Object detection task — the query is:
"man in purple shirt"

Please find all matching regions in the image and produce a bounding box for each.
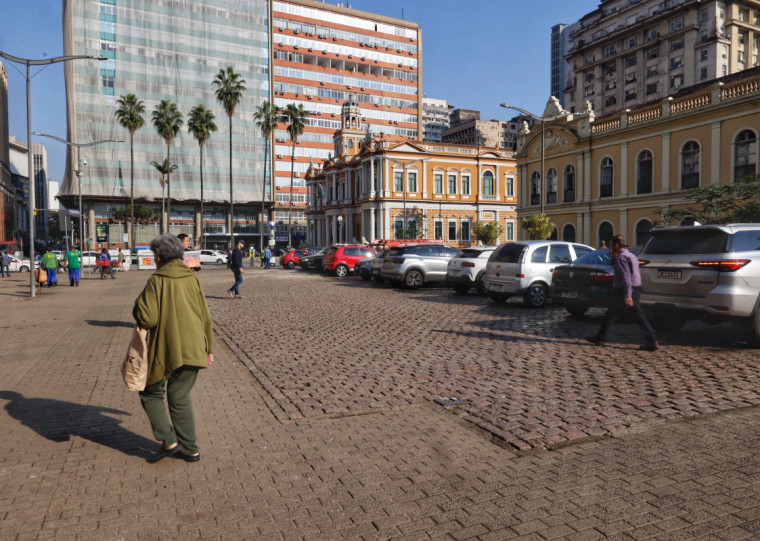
[586,235,659,351]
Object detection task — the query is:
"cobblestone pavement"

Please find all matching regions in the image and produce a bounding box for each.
[2,267,760,540]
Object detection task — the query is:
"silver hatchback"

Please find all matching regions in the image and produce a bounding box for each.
[381,243,461,289]
[639,224,760,342]
[485,241,594,307]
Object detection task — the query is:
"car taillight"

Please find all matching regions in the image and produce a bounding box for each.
[590,272,613,282]
[462,262,475,267]
[638,259,649,266]
[552,270,559,279]
[516,273,524,278]
[689,259,750,272]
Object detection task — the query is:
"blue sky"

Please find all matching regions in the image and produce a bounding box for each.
[0,0,599,185]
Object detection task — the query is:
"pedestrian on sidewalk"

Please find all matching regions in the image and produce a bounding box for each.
[41,247,59,287]
[65,245,82,287]
[227,239,245,299]
[586,235,659,351]
[263,246,271,269]
[1,251,10,277]
[133,233,214,463]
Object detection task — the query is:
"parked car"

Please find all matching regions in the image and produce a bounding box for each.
[298,247,326,271]
[281,249,301,269]
[447,246,496,295]
[322,245,377,277]
[80,251,100,267]
[638,224,760,342]
[199,249,227,265]
[8,256,33,272]
[371,247,392,283]
[550,248,620,315]
[381,243,461,289]
[485,241,594,308]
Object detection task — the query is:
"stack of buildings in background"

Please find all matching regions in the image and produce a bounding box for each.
[0,0,759,253]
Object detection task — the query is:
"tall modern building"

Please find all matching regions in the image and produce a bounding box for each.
[421,97,451,142]
[61,0,270,250]
[551,22,581,108]
[271,0,421,246]
[564,0,760,115]
[0,60,13,243]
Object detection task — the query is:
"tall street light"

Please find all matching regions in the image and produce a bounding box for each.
[386,156,428,239]
[0,50,106,298]
[33,133,123,260]
[500,104,571,215]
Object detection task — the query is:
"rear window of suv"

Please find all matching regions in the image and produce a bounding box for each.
[491,243,525,263]
[729,231,760,252]
[459,249,485,259]
[643,229,728,255]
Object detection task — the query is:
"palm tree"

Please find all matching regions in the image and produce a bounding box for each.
[187,104,218,248]
[150,159,178,231]
[114,94,145,252]
[282,103,308,248]
[253,100,278,253]
[212,66,246,248]
[151,100,183,233]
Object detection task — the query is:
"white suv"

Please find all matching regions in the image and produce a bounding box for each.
[639,224,760,343]
[446,246,496,295]
[485,241,594,307]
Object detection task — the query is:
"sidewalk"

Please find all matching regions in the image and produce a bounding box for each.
[2,269,760,540]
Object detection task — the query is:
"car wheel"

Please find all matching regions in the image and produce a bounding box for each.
[404,270,424,289]
[565,304,589,316]
[335,264,349,277]
[360,269,372,281]
[216,259,223,265]
[475,272,487,296]
[490,294,508,304]
[287,261,295,269]
[453,284,470,294]
[524,283,548,308]
[20,265,30,273]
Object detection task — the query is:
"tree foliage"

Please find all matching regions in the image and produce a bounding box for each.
[522,213,555,240]
[473,221,504,245]
[658,175,760,226]
[396,211,425,240]
[111,205,159,222]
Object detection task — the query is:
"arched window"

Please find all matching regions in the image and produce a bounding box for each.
[546,168,558,203]
[734,130,757,181]
[482,171,494,196]
[600,157,614,198]
[563,165,576,202]
[635,219,653,247]
[636,150,653,194]
[598,222,614,248]
[562,223,576,242]
[681,141,700,189]
[347,139,354,150]
[530,171,541,206]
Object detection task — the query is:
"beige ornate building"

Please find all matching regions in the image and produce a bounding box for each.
[516,68,759,246]
[565,0,760,115]
[305,96,517,248]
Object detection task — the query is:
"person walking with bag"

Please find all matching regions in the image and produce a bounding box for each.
[133,234,214,463]
[227,239,245,299]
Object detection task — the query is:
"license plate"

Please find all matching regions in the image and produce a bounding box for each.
[490,284,503,292]
[450,270,460,277]
[657,269,682,280]
[562,291,578,299]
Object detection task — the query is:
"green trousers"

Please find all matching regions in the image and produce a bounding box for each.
[139,366,200,454]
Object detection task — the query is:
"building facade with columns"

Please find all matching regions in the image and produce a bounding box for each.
[516,67,760,247]
[305,96,517,248]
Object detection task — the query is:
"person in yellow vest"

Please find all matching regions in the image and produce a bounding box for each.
[41,247,59,287]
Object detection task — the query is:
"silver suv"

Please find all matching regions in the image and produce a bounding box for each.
[381,243,461,289]
[485,241,594,307]
[639,224,760,342]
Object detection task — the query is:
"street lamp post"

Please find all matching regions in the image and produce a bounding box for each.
[386,157,428,239]
[32,133,122,268]
[0,50,106,297]
[336,214,343,244]
[500,104,571,216]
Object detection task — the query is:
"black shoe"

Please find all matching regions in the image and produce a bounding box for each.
[177,452,201,463]
[146,443,183,463]
[639,340,659,351]
[585,335,604,347]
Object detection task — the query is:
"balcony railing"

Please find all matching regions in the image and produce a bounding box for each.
[680,173,700,189]
[564,190,575,202]
[546,192,557,204]
[531,194,540,206]
[600,184,613,198]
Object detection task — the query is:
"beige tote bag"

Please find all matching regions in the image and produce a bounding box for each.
[121,324,150,391]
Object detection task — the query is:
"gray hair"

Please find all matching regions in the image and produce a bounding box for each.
[150,233,184,262]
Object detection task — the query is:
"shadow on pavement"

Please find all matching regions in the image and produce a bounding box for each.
[86,320,134,328]
[0,390,155,458]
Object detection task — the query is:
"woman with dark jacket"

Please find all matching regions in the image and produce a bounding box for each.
[133,233,214,463]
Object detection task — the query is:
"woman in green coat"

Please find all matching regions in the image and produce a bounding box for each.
[133,233,214,463]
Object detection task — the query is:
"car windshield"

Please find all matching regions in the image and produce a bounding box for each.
[573,249,612,266]
[643,229,728,255]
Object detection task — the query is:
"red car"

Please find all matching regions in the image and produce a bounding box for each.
[280,249,301,269]
[322,245,377,277]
